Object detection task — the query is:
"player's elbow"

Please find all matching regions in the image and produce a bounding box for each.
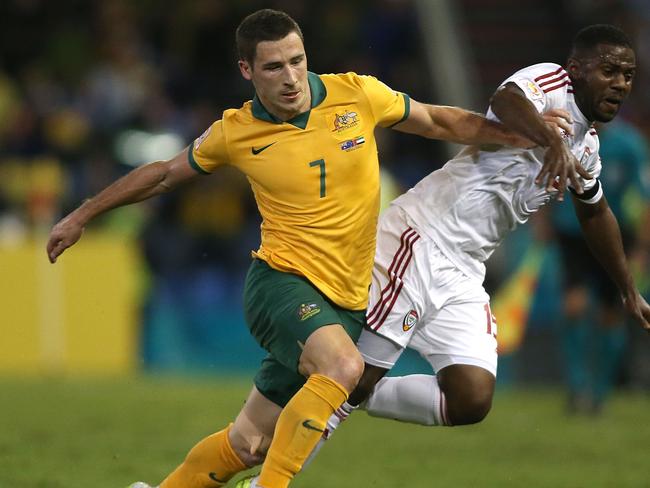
[489,89,509,121]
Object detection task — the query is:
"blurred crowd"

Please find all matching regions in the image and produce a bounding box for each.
[1,0,648,377]
[0,0,433,255]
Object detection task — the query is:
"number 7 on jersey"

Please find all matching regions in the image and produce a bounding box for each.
[309,159,326,198]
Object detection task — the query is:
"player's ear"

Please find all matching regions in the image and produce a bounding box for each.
[239,59,253,80]
[566,57,582,79]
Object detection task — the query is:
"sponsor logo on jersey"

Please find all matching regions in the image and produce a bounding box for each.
[332,110,360,133]
[402,309,419,331]
[193,126,212,150]
[298,303,321,321]
[251,141,277,155]
[525,80,544,100]
[340,136,365,151]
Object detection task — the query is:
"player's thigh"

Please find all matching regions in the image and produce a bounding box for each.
[413,284,498,378]
[365,206,428,350]
[298,323,364,391]
[230,386,283,466]
[243,258,365,373]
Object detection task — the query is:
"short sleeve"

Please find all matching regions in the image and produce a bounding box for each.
[488,63,569,118]
[358,75,410,128]
[188,120,229,174]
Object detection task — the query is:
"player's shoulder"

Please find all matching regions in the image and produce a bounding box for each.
[509,62,566,81]
[220,101,256,126]
[319,71,367,88]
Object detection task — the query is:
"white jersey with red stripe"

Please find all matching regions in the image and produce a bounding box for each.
[391,62,603,282]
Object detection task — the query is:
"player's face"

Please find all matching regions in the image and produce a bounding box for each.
[569,43,636,122]
[239,32,310,121]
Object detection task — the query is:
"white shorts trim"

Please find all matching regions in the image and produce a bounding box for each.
[364,205,498,375]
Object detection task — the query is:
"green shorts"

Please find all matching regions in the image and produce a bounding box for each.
[244,259,366,407]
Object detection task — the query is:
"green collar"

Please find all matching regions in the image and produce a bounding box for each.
[251,72,326,129]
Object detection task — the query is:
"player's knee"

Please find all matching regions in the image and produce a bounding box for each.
[448,390,493,425]
[299,326,364,392]
[325,351,365,392]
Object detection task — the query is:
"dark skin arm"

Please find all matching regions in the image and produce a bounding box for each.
[491,83,593,200]
[574,194,650,331]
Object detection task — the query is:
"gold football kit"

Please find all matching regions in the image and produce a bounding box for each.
[190,71,410,310]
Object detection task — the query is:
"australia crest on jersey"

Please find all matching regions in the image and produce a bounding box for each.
[402,309,419,331]
[298,303,321,321]
[331,110,361,133]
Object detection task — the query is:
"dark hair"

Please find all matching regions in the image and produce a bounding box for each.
[571,24,632,55]
[236,9,303,64]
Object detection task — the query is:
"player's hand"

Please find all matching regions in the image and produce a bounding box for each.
[542,109,573,136]
[622,290,650,332]
[536,141,593,202]
[46,216,85,263]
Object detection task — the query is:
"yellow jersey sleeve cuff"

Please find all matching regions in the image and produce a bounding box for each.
[388,93,411,128]
[187,145,211,174]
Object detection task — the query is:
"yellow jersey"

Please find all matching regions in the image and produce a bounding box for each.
[189,72,410,310]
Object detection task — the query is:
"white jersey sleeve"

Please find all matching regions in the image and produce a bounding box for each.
[572,128,603,203]
[487,63,571,118]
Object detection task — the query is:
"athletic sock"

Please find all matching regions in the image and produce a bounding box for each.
[160,424,246,488]
[364,374,451,426]
[258,374,348,488]
[301,401,356,469]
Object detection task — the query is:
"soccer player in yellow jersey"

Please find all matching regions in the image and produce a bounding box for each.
[46,9,584,488]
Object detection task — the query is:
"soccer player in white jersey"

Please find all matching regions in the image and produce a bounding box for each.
[302,24,650,459]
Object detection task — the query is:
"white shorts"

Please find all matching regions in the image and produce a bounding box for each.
[361,205,498,377]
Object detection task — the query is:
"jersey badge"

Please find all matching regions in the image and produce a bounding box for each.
[331,110,360,133]
[525,80,544,101]
[298,303,321,321]
[193,126,212,151]
[402,309,419,331]
[340,136,365,151]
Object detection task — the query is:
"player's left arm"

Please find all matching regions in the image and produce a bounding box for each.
[574,194,650,331]
[392,99,535,147]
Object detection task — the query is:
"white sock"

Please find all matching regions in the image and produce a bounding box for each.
[363,374,451,426]
[301,401,356,469]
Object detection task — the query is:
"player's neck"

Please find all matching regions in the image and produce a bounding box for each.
[261,92,312,122]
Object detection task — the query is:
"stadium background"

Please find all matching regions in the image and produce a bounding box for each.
[1,1,649,487]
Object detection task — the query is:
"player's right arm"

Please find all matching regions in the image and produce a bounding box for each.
[490,83,592,200]
[46,149,199,263]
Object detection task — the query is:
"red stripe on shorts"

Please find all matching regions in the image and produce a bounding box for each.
[368,230,420,330]
[366,227,417,322]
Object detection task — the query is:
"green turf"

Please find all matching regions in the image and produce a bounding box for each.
[1,376,648,487]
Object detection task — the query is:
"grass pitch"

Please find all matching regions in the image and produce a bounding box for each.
[1,376,648,488]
